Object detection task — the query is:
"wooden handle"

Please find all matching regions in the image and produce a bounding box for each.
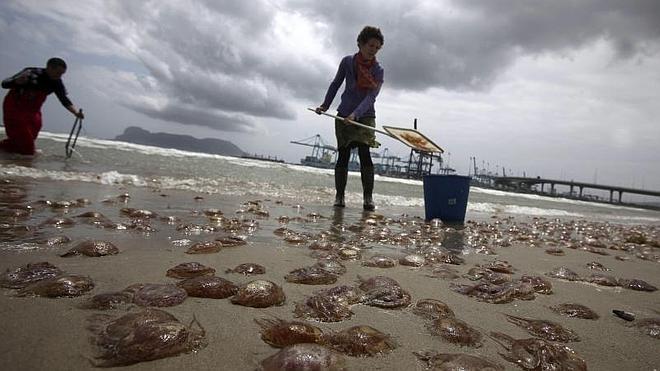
[307,108,392,137]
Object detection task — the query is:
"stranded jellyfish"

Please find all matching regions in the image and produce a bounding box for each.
[18,274,94,297]
[285,266,338,285]
[308,240,337,251]
[255,317,324,348]
[412,298,455,320]
[464,267,511,285]
[259,343,346,371]
[632,318,660,339]
[618,278,658,292]
[545,248,565,256]
[131,283,188,307]
[231,280,285,308]
[75,211,106,219]
[80,291,134,310]
[423,248,464,265]
[549,303,599,320]
[430,266,460,280]
[399,254,426,267]
[481,259,514,274]
[40,216,75,228]
[362,255,397,268]
[449,281,535,304]
[317,285,364,305]
[323,325,396,356]
[216,235,247,247]
[60,240,120,257]
[358,276,411,309]
[314,259,347,276]
[546,267,582,281]
[585,273,618,287]
[0,262,63,289]
[120,207,157,219]
[414,351,503,371]
[166,262,216,279]
[36,235,71,246]
[519,275,553,294]
[586,261,610,271]
[505,314,580,342]
[427,317,482,347]
[185,241,223,254]
[294,294,354,322]
[87,308,206,367]
[225,263,266,276]
[75,212,113,227]
[490,332,587,371]
[176,276,238,299]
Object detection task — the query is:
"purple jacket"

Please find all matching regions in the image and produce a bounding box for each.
[321,54,384,119]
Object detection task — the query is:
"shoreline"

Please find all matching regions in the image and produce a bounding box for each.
[0,177,658,370]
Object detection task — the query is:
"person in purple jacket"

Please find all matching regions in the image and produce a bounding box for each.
[315,26,384,211]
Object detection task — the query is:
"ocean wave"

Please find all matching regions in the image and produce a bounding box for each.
[23,133,659,220]
[38,132,431,185]
[3,163,658,223]
[468,202,584,217]
[378,194,424,207]
[0,164,314,200]
[366,195,584,217]
[40,131,303,171]
[0,165,146,187]
[606,215,660,223]
[39,132,238,160]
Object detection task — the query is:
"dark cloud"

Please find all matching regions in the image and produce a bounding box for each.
[1,0,659,128]
[127,101,255,132]
[293,0,660,91]
[97,1,333,125]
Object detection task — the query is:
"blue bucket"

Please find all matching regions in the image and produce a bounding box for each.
[423,175,471,223]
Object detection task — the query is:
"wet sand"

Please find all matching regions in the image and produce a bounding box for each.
[0,178,659,370]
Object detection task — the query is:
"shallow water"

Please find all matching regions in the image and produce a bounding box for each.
[1,132,659,224]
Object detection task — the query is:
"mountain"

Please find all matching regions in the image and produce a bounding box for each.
[114,127,246,157]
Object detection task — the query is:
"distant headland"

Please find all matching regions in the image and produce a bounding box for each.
[114,127,246,157]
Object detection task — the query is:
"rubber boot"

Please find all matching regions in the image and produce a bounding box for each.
[334,167,348,207]
[361,166,375,211]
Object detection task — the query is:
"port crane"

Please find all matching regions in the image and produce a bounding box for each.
[290,125,454,178]
[290,134,337,168]
[290,135,336,157]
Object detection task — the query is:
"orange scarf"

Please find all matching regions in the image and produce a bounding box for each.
[355,53,378,91]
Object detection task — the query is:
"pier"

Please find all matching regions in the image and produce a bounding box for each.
[493,176,660,204]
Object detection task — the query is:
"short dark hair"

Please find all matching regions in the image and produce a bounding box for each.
[357,26,384,46]
[46,57,67,70]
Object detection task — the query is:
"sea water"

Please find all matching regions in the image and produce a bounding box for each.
[1,131,659,225]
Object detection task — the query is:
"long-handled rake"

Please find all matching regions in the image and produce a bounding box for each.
[65,109,83,159]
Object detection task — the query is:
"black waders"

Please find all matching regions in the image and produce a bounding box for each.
[334,167,348,207]
[361,166,375,211]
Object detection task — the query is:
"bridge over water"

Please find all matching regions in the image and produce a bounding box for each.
[492,176,660,204]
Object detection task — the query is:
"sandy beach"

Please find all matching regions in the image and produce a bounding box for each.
[1,177,659,371]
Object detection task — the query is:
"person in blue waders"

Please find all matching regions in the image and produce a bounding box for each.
[1,57,84,155]
[315,26,384,211]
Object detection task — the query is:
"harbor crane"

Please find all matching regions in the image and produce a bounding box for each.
[290,134,337,168]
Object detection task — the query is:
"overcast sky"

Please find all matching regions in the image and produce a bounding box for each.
[1,0,659,190]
